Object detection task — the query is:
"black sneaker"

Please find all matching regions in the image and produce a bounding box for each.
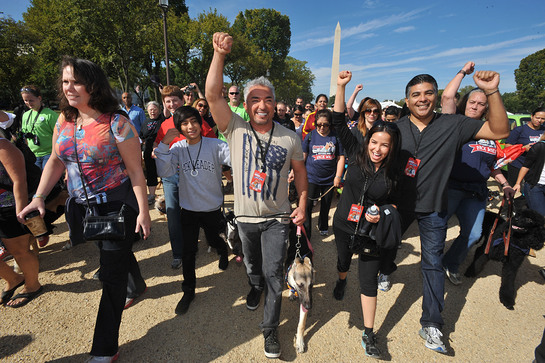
[264,329,281,359]
[333,278,347,300]
[219,252,229,270]
[175,291,195,315]
[361,331,381,359]
[246,287,262,310]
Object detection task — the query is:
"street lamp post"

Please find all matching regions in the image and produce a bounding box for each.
[159,0,170,85]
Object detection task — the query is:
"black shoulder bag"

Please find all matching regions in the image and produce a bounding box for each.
[74,115,126,241]
[348,173,379,256]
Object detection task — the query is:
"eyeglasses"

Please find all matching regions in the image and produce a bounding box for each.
[316,123,330,128]
[20,87,39,96]
[293,113,303,117]
[229,92,240,95]
[197,103,208,108]
[364,109,380,114]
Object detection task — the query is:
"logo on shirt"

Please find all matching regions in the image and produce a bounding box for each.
[311,142,336,160]
[468,140,496,155]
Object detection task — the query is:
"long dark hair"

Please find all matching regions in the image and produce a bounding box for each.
[58,56,119,121]
[355,121,401,191]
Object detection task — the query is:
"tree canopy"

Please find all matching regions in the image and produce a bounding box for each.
[515,48,545,112]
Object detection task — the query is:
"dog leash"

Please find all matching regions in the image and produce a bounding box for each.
[295,225,315,261]
[485,196,513,257]
[307,185,336,202]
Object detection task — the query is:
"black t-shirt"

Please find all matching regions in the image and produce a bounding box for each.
[395,113,484,213]
[331,111,394,234]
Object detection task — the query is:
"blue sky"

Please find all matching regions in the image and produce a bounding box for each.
[4,0,545,103]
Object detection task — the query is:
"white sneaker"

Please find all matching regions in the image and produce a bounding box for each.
[378,273,391,292]
[87,351,119,362]
[419,327,446,353]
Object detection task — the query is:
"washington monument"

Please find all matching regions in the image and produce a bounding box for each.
[329,22,341,97]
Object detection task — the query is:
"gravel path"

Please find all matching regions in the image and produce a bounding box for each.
[1,188,544,362]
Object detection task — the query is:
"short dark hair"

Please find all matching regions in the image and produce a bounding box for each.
[532,106,545,116]
[58,56,119,121]
[405,74,438,99]
[315,109,332,123]
[384,105,401,117]
[173,106,202,133]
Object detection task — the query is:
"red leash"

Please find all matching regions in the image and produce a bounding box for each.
[484,196,512,257]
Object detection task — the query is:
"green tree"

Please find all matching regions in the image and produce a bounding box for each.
[502,92,526,113]
[270,56,314,105]
[515,49,545,112]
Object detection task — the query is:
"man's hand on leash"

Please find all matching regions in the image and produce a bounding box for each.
[291,208,305,226]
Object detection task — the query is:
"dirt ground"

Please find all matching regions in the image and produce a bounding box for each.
[1,186,545,362]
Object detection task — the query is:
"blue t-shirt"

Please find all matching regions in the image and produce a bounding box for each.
[450,139,497,183]
[505,124,545,169]
[302,129,344,185]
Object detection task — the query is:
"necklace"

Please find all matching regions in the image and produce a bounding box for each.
[186,139,203,177]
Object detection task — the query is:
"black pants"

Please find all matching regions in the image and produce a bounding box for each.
[180,208,227,292]
[143,147,159,187]
[90,202,145,357]
[304,183,334,238]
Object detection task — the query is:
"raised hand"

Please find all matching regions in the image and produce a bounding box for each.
[213,32,233,56]
[162,128,181,146]
[337,71,352,86]
[354,84,363,93]
[462,61,475,75]
[474,71,500,93]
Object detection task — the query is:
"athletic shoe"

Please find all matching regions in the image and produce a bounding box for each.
[419,326,447,353]
[333,278,347,300]
[319,230,328,236]
[443,267,462,285]
[86,351,119,362]
[171,258,183,269]
[246,286,262,310]
[175,291,195,315]
[264,329,281,359]
[378,273,391,292]
[361,331,381,359]
[0,245,12,261]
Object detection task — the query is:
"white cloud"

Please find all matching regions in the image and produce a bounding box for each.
[393,26,415,33]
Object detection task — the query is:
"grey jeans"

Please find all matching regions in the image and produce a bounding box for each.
[238,219,289,331]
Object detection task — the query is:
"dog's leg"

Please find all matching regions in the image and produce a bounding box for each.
[295,304,308,353]
[499,252,524,310]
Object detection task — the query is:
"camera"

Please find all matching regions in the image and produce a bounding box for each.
[24,132,40,146]
[184,84,196,95]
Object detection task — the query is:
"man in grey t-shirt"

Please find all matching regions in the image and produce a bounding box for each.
[206,32,308,359]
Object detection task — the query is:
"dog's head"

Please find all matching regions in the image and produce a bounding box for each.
[289,257,315,311]
[155,196,166,215]
[510,209,545,250]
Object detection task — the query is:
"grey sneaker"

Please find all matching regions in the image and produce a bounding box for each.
[444,267,462,285]
[361,331,381,359]
[264,329,281,358]
[419,326,447,353]
[377,273,391,292]
[171,258,183,269]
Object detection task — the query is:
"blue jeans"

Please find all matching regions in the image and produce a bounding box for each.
[35,154,50,170]
[162,174,183,259]
[442,187,486,273]
[400,210,447,329]
[237,220,289,332]
[524,183,545,216]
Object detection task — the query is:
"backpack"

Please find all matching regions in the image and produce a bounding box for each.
[0,128,42,195]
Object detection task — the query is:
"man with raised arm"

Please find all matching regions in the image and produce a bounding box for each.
[205,32,308,359]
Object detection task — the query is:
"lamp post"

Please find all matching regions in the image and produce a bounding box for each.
[159,0,170,85]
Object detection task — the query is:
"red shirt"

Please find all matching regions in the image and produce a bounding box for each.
[154,116,216,147]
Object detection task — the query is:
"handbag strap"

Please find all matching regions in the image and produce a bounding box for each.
[353,173,369,235]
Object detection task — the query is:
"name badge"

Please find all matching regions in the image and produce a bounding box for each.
[249,170,266,192]
[347,204,364,222]
[404,157,421,178]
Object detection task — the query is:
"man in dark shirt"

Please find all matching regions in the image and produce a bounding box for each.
[395,72,509,354]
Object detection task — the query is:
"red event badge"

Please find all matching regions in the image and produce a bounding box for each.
[249,170,266,192]
[404,157,421,178]
[347,204,364,222]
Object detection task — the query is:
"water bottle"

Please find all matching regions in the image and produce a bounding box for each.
[358,205,379,240]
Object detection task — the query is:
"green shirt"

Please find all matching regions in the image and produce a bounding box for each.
[22,107,58,157]
[229,104,250,121]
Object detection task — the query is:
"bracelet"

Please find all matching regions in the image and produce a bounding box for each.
[458,70,467,76]
[485,89,499,97]
[334,176,342,179]
[32,193,45,199]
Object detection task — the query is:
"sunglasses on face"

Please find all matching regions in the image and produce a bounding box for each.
[229,92,240,95]
[316,123,330,128]
[294,113,303,117]
[197,103,208,108]
[364,109,380,114]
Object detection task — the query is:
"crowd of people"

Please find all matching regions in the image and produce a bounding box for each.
[0,31,544,362]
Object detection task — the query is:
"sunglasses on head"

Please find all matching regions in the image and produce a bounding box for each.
[20,87,39,96]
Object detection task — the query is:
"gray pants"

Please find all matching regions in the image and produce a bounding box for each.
[238,220,289,332]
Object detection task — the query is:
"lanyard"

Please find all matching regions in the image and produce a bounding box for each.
[186,139,203,177]
[23,106,44,134]
[249,122,275,172]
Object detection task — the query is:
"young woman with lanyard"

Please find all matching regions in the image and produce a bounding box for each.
[333,71,402,359]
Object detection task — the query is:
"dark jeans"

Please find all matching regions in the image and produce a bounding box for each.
[400,210,448,330]
[180,208,228,292]
[304,183,334,238]
[237,220,289,331]
[90,202,145,357]
[507,165,521,188]
[524,183,545,216]
[162,174,183,259]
